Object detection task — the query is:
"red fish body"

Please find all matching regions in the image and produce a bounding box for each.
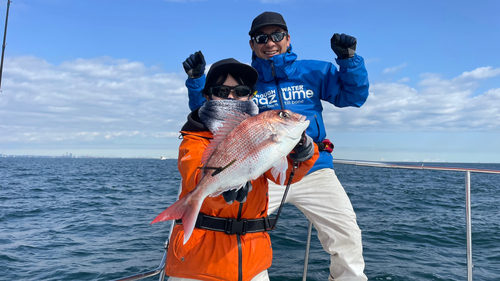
[151,110,309,244]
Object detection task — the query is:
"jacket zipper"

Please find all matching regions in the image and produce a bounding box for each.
[237,202,243,281]
[270,60,285,110]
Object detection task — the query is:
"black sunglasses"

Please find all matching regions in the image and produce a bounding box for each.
[251,32,288,44]
[209,85,254,99]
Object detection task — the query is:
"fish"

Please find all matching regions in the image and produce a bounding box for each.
[151,109,310,244]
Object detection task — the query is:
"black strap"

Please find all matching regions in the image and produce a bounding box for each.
[176,213,276,235]
[175,163,297,234]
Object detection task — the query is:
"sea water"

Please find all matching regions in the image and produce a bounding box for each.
[1,158,499,280]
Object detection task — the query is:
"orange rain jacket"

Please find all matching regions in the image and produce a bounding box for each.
[164,110,319,281]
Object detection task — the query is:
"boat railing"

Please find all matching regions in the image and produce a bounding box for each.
[302,159,500,281]
[111,183,182,281]
[111,240,168,281]
[113,159,500,281]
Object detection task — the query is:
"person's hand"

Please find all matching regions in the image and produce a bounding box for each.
[289,132,314,162]
[182,51,206,78]
[330,33,357,60]
[222,181,252,204]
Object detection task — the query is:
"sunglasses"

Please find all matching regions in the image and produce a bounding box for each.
[251,32,288,44]
[209,85,254,99]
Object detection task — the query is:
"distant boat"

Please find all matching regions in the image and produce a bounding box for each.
[160,156,167,160]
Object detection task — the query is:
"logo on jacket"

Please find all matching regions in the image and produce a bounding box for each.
[253,85,314,107]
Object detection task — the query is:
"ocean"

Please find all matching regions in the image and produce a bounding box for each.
[1,158,499,281]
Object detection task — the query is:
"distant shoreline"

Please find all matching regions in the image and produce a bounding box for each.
[0,154,174,160]
[1,155,496,164]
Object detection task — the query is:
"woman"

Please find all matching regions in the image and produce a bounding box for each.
[165,58,318,281]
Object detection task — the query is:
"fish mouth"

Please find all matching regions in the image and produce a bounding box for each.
[298,115,306,122]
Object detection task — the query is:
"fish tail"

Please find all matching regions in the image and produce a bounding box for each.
[150,194,202,244]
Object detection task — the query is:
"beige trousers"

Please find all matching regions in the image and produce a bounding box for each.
[267,168,367,281]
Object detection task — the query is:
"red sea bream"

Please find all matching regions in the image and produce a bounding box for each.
[151,109,309,243]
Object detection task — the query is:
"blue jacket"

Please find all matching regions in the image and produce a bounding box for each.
[187,45,369,173]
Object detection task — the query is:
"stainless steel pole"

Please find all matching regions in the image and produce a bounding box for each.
[302,221,313,281]
[465,170,472,281]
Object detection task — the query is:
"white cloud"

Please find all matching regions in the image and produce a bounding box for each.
[2,56,499,158]
[323,66,500,133]
[458,66,500,80]
[0,56,190,150]
[382,62,408,74]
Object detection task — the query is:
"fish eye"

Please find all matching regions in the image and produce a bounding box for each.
[278,111,290,118]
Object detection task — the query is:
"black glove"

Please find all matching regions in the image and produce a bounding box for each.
[289,132,314,162]
[222,181,252,204]
[330,33,357,60]
[182,51,206,79]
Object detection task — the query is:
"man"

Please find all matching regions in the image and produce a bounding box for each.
[182,11,369,281]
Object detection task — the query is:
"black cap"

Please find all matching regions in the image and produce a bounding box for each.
[249,11,287,36]
[202,58,258,95]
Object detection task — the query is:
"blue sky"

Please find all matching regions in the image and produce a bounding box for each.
[1,0,499,162]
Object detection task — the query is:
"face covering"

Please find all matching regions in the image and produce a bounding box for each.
[198,100,259,133]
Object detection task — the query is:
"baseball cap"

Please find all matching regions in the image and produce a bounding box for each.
[249,11,287,36]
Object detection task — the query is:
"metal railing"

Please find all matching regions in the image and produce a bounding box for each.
[114,237,170,281]
[113,160,500,281]
[111,240,168,281]
[112,183,182,281]
[304,159,500,281]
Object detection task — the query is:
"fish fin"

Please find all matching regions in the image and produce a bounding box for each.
[226,110,251,123]
[271,156,289,186]
[200,112,250,166]
[209,183,245,197]
[214,111,250,139]
[201,141,220,166]
[150,192,203,244]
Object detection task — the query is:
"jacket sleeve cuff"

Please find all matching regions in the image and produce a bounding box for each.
[335,54,364,69]
[186,75,206,90]
[289,143,320,184]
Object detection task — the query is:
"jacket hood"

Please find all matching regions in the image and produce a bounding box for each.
[181,108,209,133]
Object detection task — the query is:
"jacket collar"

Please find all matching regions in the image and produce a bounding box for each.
[251,45,298,83]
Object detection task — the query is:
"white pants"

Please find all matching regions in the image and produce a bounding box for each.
[268,168,367,281]
[167,269,269,281]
